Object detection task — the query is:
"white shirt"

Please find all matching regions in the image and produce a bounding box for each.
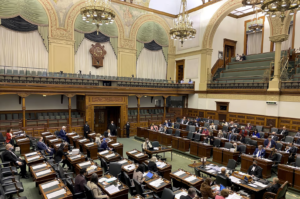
[251,166,256,171]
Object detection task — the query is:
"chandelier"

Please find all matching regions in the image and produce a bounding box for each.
[242,0,262,6]
[261,0,300,21]
[170,0,196,47]
[248,7,263,32]
[80,0,116,34]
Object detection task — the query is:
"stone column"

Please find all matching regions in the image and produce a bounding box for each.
[17,93,30,127]
[199,48,213,91]
[268,34,288,91]
[136,95,142,124]
[65,94,75,127]
[163,96,168,121]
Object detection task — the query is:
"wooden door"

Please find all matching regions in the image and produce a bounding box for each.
[223,39,237,63]
[94,109,107,133]
[176,60,185,83]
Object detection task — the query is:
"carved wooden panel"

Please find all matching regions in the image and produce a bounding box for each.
[266,119,276,127]
[92,96,124,103]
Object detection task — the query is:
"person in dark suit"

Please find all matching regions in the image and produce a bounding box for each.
[2,144,28,178]
[278,126,288,138]
[180,188,197,199]
[264,136,277,149]
[54,142,70,169]
[74,168,87,193]
[268,148,278,161]
[296,138,300,145]
[37,137,55,155]
[59,126,69,142]
[217,168,232,186]
[100,139,112,151]
[125,121,130,138]
[253,145,265,158]
[148,157,158,172]
[270,132,279,141]
[203,132,214,145]
[231,125,239,134]
[196,127,203,134]
[185,118,191,125]
[252,130,261,138]
[83,122,90,138]
[247,160,262,178]
[181,117,186,124]
[108,121,117,136]
[266,177,281,194]
[232,143,242,153]
[286,142,297,164]
[240,135,246,143]
[227,131,236,141]
[194,120,199,127]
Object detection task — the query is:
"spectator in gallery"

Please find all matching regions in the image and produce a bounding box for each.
[236,54,240,61]
[188,79,193,84]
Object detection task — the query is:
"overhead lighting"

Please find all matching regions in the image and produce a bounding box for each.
[248,6,263,33]
[261,0,300,21]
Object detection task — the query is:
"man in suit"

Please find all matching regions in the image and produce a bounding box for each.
[185,118,190,125]
[196,127,203,134]
[278,126,288,137]
[264,136,277,149]
[229,121,234,127]
[37,137,55,155]
[217,168,232,187]
[108,121,117,136]
[247,160,262,178]
[207,117,212,124]
[83,121,90,138]
[59,126,69,142]
[232,143,242,153]
[181,117,186,124]
[158,124,164,132]
[227,131,236,141]
[231,125,239,134]
[163,120,169,127]
[270,132,279,141]
[100,139,113,151]
[196,117,200,122]
[253,145,265,158]
[194,120,199,127]
[266,177,281,194]
[125,121,130,138]
[2,144,28,178]
[180,188,197,199]
[74,168,87,193]
[285,142,297,164]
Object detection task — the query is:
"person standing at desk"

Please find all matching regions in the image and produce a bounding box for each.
[83,121,90,138]
[108,121,117,136]
[37,137,55,155]
[59,126,69,142]
[253,145,265,158]
[247,160,262,178]
[264,136,277,149]
[74,168,87,193]
[5,128,15,145]
[125,121,130,138]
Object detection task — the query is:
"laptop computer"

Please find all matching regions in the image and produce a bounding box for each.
[144,172,153,181]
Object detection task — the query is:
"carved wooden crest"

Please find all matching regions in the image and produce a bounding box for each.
[89,43,107,68]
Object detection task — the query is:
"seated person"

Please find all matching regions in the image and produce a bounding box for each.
[239,135,246,143]
[158,124,164,132]
[95,133,102,146]
[194,120,199,127]
[217,130,223,138]
[239,127,248,137]
[245,123,252,131]
[227,131,236,141]
[148,157,158,172]
[181,117,186,124]
[202,128,209,136]
[240,53,246,61]
[163,120,170,127]
[37,137,55,155]
[180,188,197,199]
[75,168,87,193]
[264,136,277,149]
[235,54,240,61]
[231,125,239,134]
[162,126,168,133]
[268,148,278,161]
[196,127,203,134]
[252,130,261,138]
[209,123,216,130]
[278,126,288,137]
[132,164,145,186]
[270,132,279,141]
[87,173,109,198]
[142,138,152,150]
[266,177,281,194]
[285,142,297,164]
[54,142,70,169]
[188,79,193,84]
[253,145,265,158]
[106,129,112,137]
[185,119,190,125]
[196,117,200,122]
[100,139,113,151]
[228,121,234,127]
[5,128,15,145]
[200,178,218,199]
[3,144,28,178]
[232,143,242,153]
[296,138,300,145]
[216,189,229,199]
[59,126,69,142]
[247,160,262,178]
[180,79,184,84]
[204,132,214,145]
[217,168,232,186]
[295,132,300,137]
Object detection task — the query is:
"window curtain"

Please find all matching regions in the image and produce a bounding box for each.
[137,48,167,79]
[0,26,48,70]
[75,38,117,76]
[247,32,262,55]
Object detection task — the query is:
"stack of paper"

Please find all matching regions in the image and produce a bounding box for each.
[227,193,242,199]
[18,138,28,142]
[67,133,75,135]
[118,160,128,164]
[27,156,40,161]
[253,182,267,187]
[79,162,91,167]
[157,162,167,168]
[185,176,197,182]
[32,163,47,170]
[85,142,94,146]
[174,170,186,176]
[149,179,164,187]
[25,152,37,157]
[46,188,66,199]
[135,153,144,157]
[111,143,120,146]
[56,144,61,147]
[99,150,109,155]
[42,132,50,135]
[106,177,117,183]
[70,155,81,160]
[50,139,58,142]
[105,185,119,194]
[89,133,95,135]
[79,139,87,142]
[41,180,59,189]
[99,178,107,183]
[46,135,53,138]
[154,147,159,150]
[128,150,137,154]
[175,192,188,199]
[36,169,51,176]
[73,135,79,138]
[229,176,241,183]
[106,154,115,158]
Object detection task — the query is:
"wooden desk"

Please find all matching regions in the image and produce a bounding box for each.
[160,133,172,146]
[169,169,203,190]
[24,152,45,167]
[66,133,79,146]
[212,147,223,165]
[98,174,128,199]
[87,132,96,140]
[120,159,137,179]
[144,147,173,161]
[294,168,300,190]
[75,161,102,180]
[48,138,63,148]
[145,177,171,195]
[178,137,190,152]
[109,142,124,157]
[15,138,30,155]
[70,135,83,148]
[198,143,213,158]
[44,135,56,143]
[256,158,273,179]
[251,137,265,147]
[278,164,294,186]
[41,132,52,140]
[31,162,57,186]
[76,138,90,154]
[126,150,149,164]
[137,127,144,138]
[148,130,158,141]
[66,153,86,170]
[144,160,172,180]
[108,136,117,144]
[265,149,289,164]
[53,143,68,153]
[240,154,254,173]
[222,150,239,165]
[84,142,98,160]
[98,150,121,163]
[172,136,179,149]
[39,179,73,199]
[190,141,198,156]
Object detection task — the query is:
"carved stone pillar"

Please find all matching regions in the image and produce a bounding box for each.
[199,48,213,91]
[268,34,288,91]
[65,94,75,127]
[18,93,30,127]
[118,45,136,77]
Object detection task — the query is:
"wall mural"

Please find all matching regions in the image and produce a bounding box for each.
[132,0,151,7]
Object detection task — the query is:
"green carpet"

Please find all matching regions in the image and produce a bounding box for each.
[5,137,300,199]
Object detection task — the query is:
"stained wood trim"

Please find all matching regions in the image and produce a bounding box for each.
[176,60,185,83]
[244,16,265,55]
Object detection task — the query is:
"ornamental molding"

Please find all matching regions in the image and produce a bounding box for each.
[49,37,75,46]
[17,93,30,98]
[175,48,213,59]
[269,34,289,42]
[118,47,136,54]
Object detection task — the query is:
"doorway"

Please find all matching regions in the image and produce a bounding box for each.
[216,102,229,121]
[94,106,120,133]
[223,39,237,63]
[176,60,185,83]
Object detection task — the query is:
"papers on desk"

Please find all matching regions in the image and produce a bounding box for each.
[106,177,117,183]
[227,193,242,199]
[156,162,167,168]
[56,144,61,147]
[261,158,272,162]
[70,155,81,160]
[25,152,37,157]
[207,169,217,173]
[99,150,109,155]
[253,181,268,188]
[174,170,186,176]
[153,147,159,150]
[128,150,137,154]
[184,176,197,182]
[36,169,51,176]
[73,135,79,138]
[135,153,144,157]
[175,192,188,199]
[46,188,66,199]
[67,132,76,135]
[42,132,50,135]
[41,180,59,189]
[149,179,164,188]
[105,185,119,194]
[85,142,94,146]
[111,143,120,146]
[89,133,95,135]
[99,178,107,183]
[46,135,54,138]
[17,138,28,142]
[248,184,258,187]
[79,139,87,142]
[27,156,40,161]
[118,160,128,164]
[79,161,91,167]
[229,176,241,183]
[32,163,47,170]
[105,154,115,158]
[123,164,135,170]
[49,139,58,142]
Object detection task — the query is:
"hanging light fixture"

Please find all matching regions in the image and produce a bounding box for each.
[80,0,115,34]
[170,0,196,47]
[242,0,262,6]
[248,6,263,32]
